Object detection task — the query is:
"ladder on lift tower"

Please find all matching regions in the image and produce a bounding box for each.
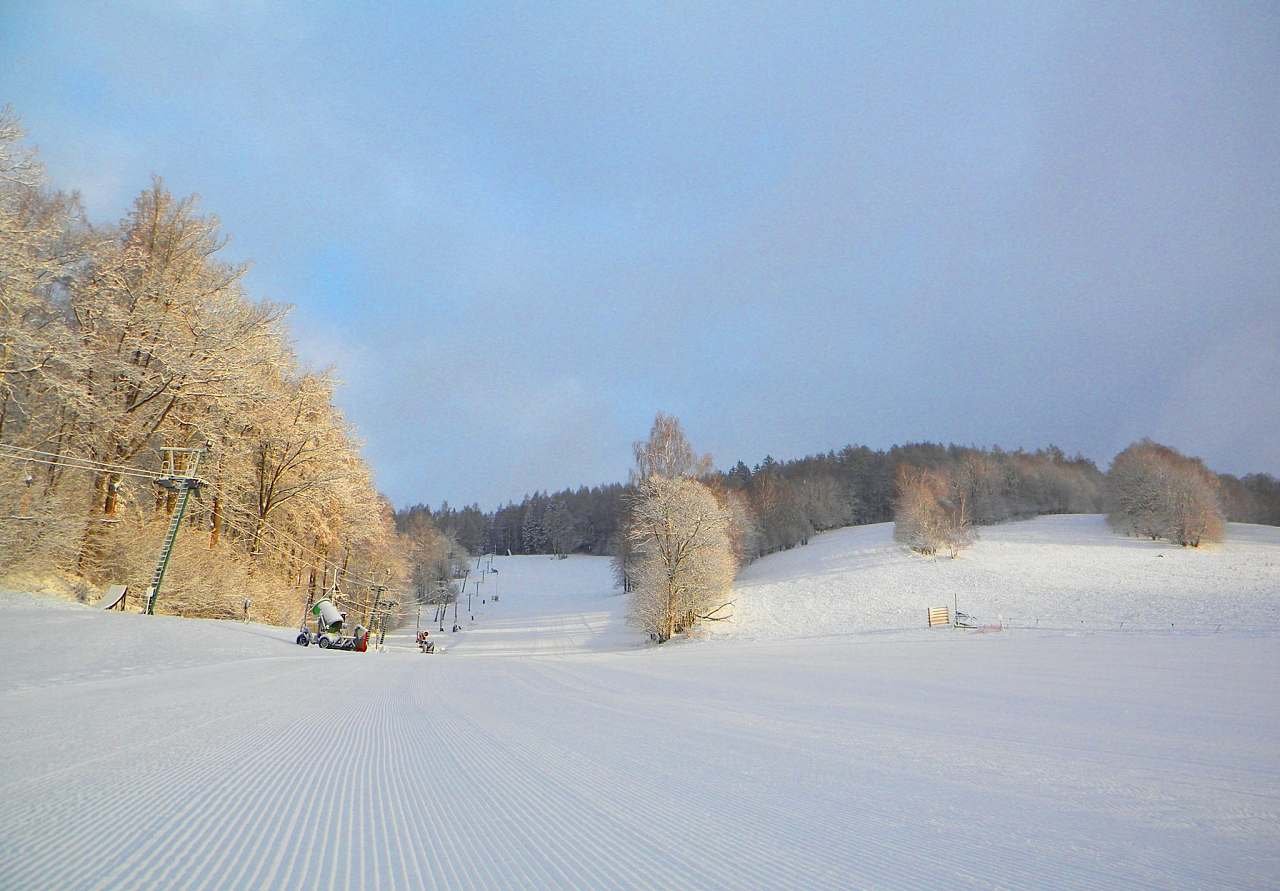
[144,444,208,615]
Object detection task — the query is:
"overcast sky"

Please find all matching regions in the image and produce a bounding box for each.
[4,2,1277,508]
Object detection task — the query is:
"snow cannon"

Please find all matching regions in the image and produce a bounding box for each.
[311,598,344,633]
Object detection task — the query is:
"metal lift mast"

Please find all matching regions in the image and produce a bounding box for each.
[144,444,208,615]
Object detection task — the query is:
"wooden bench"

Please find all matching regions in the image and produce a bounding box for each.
[927,606,951,628]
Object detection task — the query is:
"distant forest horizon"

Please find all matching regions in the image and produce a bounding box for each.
[400,433,1280,561]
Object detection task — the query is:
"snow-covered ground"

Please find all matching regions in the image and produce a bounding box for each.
[720,514,1280,638]
[2,516,1279,888]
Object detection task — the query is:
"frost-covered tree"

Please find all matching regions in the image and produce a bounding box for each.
[1108,440,1223,547]
[608,528,637,593]
[238,372,354,557]
[631,411,712,482]
[1219,473,1280,526]
[750,471,812,552]
[893,465,972,556]
[520,509,546,553]
[796,473,855,532]
[721,486,762,566]
[543,500,579,557]
[0,108,86,438]
[627,475,735,642]
[0,117,409,624]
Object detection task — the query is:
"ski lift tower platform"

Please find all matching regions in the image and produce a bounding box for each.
[144,443,210,615]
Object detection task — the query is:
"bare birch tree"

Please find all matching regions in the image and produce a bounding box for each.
[630,411,712,482]
[627,475,735,642]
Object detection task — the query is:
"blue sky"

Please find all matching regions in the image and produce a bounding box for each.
[3,1,1277,507]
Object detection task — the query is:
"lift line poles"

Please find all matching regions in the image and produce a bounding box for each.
[369,583,386,630]
[453,565,469,631]
[145,444,209,615]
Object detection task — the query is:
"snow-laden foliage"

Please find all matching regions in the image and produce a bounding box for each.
[892,465,973,556]
[627,474,735,643]
[1108,439,1225,547]
[0,112,411,624]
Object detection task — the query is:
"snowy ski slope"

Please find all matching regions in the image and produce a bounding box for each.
[2,515,1278,889]
[402,554,641,657]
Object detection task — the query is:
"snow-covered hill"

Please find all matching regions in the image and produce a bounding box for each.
[720,514,1280,639]
[404,515,1280,651]
[2,516,1279,888]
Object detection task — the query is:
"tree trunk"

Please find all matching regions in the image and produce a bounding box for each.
[76,475,109,576]
[103,473,120,515]
[209,495,221,547]
[251,515,265,558]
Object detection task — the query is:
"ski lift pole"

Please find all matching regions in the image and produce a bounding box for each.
[369,583,386,631]
[145,444,208,615]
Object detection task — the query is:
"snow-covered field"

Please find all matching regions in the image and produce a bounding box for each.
[2,516,1278,889]
[721,514,1280,638]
